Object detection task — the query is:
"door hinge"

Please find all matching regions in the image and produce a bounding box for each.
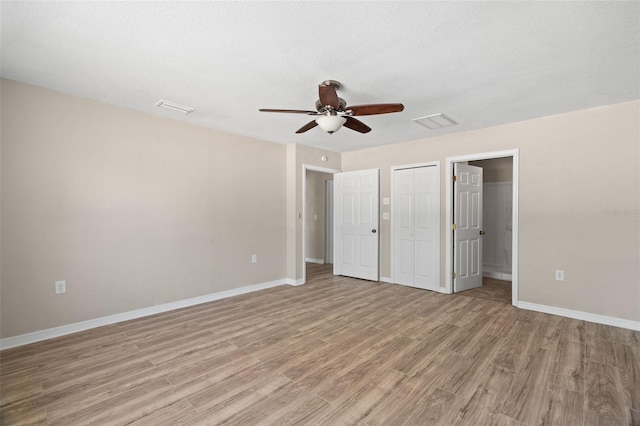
[452,271,456,279]
[452,175,457,182]
[451,223,457,231]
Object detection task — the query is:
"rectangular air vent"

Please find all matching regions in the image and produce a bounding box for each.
[154,100,195,114]
[413,113,457,129]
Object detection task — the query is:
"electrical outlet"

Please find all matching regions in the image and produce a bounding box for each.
[55,280,66,294]
[555,270,565,281]
[251,254,257,264]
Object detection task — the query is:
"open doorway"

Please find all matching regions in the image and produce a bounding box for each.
[445,150,519,306]
[302,165,339,283]
[469,157,513,281]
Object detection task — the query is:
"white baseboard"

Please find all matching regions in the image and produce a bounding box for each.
[379,276,393,284]
[286,278,305,286]
[304,258,325,264]
[483,271,513,281]
[518,301,640,331]
[0,278,290,350]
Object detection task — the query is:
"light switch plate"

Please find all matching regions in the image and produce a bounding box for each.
[382,212,390,220]
[383,197,390,205]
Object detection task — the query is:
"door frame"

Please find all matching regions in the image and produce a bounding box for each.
[445,149,519,306]
[390,161,440,287]
[302,164,340,285]
[325,180,334,264]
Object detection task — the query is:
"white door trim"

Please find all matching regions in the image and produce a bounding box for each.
[325,180,334,264]
[390,161,440,287]
[445,149,519,306]
[302,164,340,285]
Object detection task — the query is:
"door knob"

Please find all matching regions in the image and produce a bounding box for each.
[479,230,486,235]
[372,229,377,233]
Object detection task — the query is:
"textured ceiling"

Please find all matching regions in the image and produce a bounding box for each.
[2,1,639,152]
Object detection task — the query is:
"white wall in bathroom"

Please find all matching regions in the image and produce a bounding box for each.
[483,182,513,275]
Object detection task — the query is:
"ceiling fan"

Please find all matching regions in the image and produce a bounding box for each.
[259,80,404,134]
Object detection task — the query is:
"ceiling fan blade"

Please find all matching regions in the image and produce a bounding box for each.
[344,117,372,133]
[346,103,404,116]
[295,120,319,134]
[259,108,318,114]
[319,84,340,110]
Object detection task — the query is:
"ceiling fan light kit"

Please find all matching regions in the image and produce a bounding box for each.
[259,80,404,135]
[316,115,347,134]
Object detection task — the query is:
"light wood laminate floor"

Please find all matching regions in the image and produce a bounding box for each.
[1,263,639,425]
[458,277,512,305]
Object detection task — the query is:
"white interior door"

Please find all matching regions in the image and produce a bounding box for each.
[393,166,438,290]
[454,163,483,292]
[334,169,379,281]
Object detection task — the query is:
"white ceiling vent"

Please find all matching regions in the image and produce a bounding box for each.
[413,113,457,129]
[154,100,195,114]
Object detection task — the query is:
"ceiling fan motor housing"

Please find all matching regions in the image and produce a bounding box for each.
[315,98,347,113]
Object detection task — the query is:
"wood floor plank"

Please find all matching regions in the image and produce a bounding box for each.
[314,355,381,405]
[402,387,466,426]
[609,326,640,347]
[219,378,321,425]
[491,321,536,373]
[184,373,290,425]
[484,305,520,336]
[439,334,505,399]
[562,318,587,345]
[445,313,494,356]
[360,375,416,426]
[305,368,406,426]
[266,394,333,426]
[449,363,514,426]
[0,401,47,426]
[531,313,564,357]
[392,322,459,377]
[613,342,640,411]
[584,359,629,425]
[47,376,173,425]
[40,360,161,414]
[551,339,585,393]
[500,347,555,425]
[126,398,197,426]
[0,375,43,408]
[586,337,618,367]
[541,384,584,426]
[586,321,614,342]
[365,376,445,426]
[0,262,637,425]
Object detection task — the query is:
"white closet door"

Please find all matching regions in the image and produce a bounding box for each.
[394,169,415,286]
[393,166,439,290]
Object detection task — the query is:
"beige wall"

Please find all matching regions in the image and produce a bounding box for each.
[470,157,513,183]
[0,80,288,338]
[343,100,640,322]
